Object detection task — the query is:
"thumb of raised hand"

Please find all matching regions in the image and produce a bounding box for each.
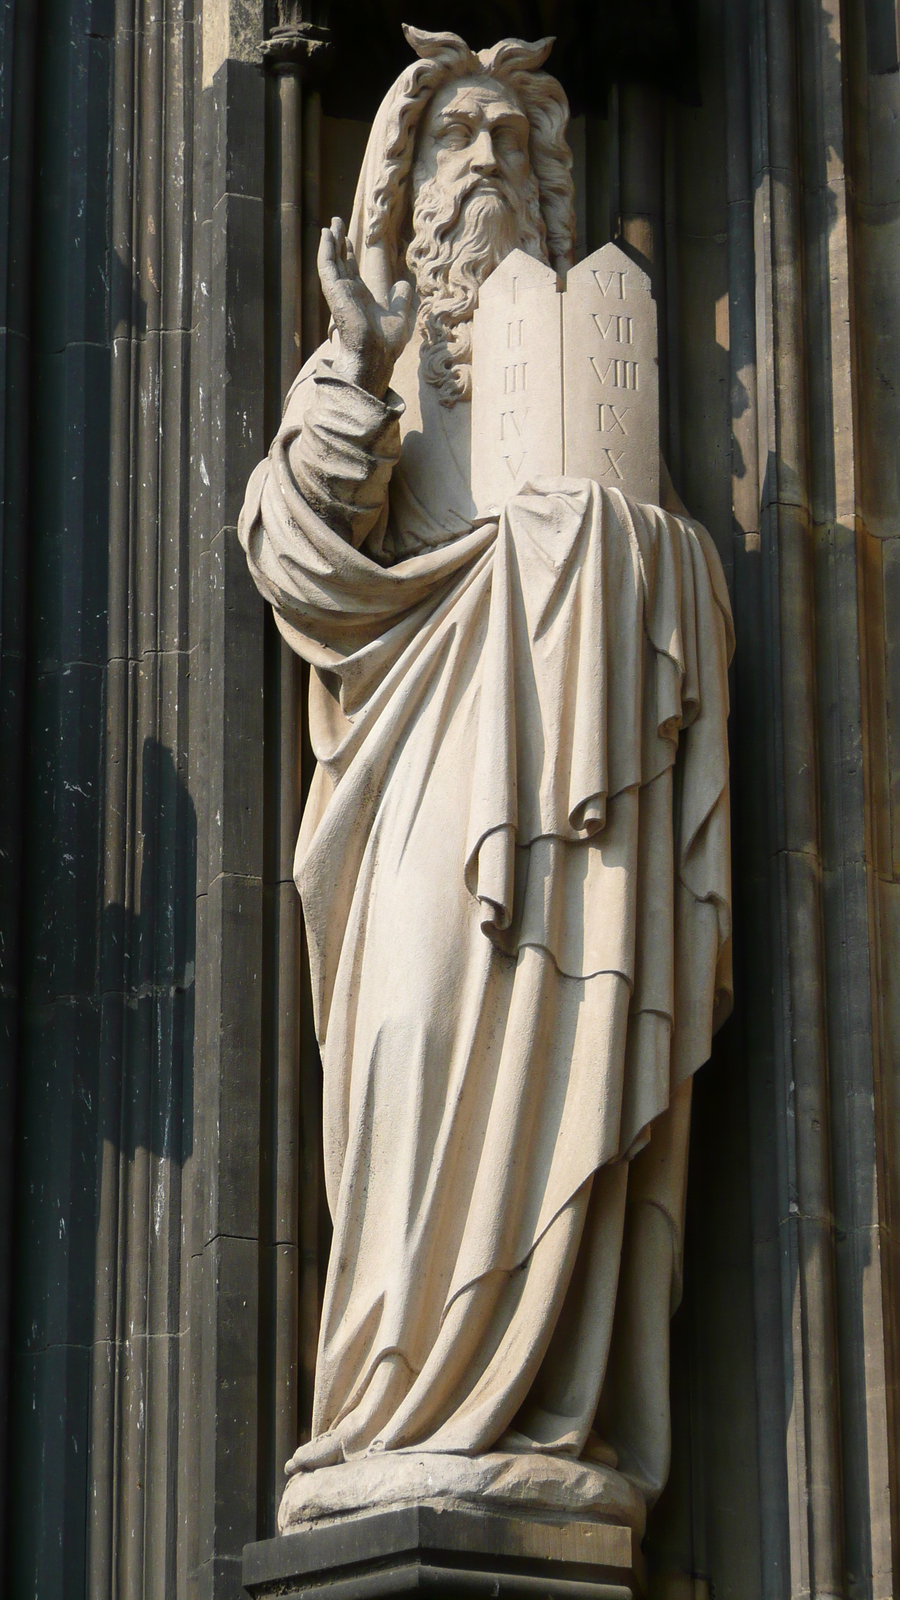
[388,279,414,332]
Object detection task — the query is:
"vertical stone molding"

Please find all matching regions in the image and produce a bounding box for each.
[86,0,196,1596]
[6,1,114,1593]
[191,27,266,1598]
[0,0,37,1579]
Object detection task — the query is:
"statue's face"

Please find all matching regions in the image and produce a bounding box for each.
[407,71,547,405]
[413,76,532,207]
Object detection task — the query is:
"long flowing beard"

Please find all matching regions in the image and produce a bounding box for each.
[407,169,547,406]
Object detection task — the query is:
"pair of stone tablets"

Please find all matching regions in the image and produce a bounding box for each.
[471,242,658,514]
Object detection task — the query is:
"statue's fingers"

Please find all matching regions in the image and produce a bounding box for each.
[324,278,369,344]
[332,216,347,261]
[317,228,343,300]
[388,279,415,344]
[390,279,413,322]
[343,236,363,282]
[329,279,362,314]
[341,247,375,315]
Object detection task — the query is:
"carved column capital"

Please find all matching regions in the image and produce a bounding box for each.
[262,1,333,76]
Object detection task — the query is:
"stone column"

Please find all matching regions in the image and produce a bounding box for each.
[5,2,117,1593]
[188,4,267,1593]
[86,0,196,1595]
[258,0,332,1532]
[0,0,37,1581]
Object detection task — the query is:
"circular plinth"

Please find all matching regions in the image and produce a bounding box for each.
[277,1450,646,1542]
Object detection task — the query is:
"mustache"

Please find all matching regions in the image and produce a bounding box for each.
[414,169,520,245]
[449,170,512,206]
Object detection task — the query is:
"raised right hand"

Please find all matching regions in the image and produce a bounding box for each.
[318,217,414,399]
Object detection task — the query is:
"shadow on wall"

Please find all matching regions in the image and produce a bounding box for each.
[646,5,868,1591]
[7,735,196,1600]
[99,734,197,1166]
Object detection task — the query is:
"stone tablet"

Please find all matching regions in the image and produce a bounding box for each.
[472,244,659,512]
[471,249,562,514]
[562,243,658,504]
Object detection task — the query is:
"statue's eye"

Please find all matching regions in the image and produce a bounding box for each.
[440,121,470,148]
[494,124,525,153]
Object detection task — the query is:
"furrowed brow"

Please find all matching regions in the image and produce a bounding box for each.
[434,106,476,129]
[484,106,528,131]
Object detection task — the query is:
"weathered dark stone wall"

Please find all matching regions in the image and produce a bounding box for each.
[0,0,37,1577]
[3,0,114,1592]
[0,1,898,1597]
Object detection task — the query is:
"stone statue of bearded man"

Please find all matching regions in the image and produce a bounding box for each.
[301,26,577,561]
[240,26,734,1545]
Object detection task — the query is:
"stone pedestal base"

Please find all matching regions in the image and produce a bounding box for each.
[243,1503,646,1600]
[276,1451,645,1538]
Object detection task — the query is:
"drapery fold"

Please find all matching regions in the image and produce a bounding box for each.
[240,379,733,1468]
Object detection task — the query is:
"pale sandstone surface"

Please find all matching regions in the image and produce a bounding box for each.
[471,250,563,511]
[277,1452,647,1539]
[471,243,658,512]
[239,23,732,1537]
[563,243,658,503]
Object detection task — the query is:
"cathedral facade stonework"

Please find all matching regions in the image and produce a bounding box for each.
[0,2,898,1598]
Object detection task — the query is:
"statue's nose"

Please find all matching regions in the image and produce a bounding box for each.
[469,129,499,175]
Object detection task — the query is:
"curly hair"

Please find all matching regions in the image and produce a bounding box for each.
[365,25,576,276]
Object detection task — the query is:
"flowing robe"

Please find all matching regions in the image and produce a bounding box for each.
[239,343,733,1508]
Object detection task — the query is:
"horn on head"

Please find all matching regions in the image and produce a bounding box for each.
[477,36,556,74]
[402,24,480,69]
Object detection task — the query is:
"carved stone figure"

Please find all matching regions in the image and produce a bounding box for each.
[239,26,733,1543]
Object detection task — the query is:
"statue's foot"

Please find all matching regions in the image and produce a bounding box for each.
[582,1429,618,1469]
[277,1445,647,1539]
[284,1433,344,1477]
[497,1427,618,1471]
